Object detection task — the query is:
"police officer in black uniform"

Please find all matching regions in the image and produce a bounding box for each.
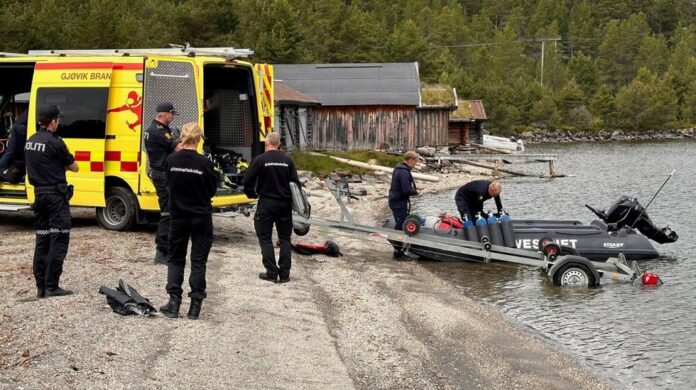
[24,105,79,298]
[144,102,179,264]
[158,122,217,320]
[455,180,503,222]
[243,132,299,283]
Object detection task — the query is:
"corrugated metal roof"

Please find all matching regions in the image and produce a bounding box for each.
[274,81,320,105]
[451,99,487,121]
[274,63,421,106]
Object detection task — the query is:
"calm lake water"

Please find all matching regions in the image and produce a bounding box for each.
[414,139,696,389]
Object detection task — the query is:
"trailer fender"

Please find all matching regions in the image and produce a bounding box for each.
[548,255,600,287]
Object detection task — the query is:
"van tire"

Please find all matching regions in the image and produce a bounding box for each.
[97,187,137,231]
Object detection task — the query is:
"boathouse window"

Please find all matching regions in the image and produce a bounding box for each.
[36,87,108,139]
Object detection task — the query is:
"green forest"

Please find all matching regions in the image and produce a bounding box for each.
[2,0,695,133]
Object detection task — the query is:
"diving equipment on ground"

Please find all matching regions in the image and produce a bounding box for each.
[99,279,157,316]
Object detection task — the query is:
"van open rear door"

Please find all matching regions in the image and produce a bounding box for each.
[139,57,200,200]
[254,63,274,139]
[31,60,112,206]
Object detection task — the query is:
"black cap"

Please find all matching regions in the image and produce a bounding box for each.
[156,102,178,115]
[38,104,62,122]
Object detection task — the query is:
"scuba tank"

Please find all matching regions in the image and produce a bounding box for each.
[487,212,504,246]
[475,213,490,244]
[463,215,478,242]
[499,211,516,248]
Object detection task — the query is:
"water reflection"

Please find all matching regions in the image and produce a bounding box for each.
[414,140,696,389]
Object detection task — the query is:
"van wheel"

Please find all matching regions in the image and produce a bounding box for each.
[97,187,137,231]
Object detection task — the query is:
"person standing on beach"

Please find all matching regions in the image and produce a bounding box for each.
[243,132,300,284]
[159,122,218,320]
[455,180,503,222]
[388,151,419,259]
[25,104,79,298]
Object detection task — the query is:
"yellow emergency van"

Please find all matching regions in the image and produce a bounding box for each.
[0,47,274,230]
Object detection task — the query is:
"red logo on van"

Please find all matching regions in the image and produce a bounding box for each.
[107,91,142,131]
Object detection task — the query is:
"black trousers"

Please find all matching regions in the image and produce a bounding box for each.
[166,214,213,301]
[253,202,292,279]
[389,199,409,253]
[150,172,171,255]
[33,193,71,291]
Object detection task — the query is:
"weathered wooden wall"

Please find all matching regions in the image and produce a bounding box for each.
[416,107,450,147]
[311,105,449,150]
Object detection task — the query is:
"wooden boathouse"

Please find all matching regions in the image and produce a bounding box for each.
[274,63,452,151]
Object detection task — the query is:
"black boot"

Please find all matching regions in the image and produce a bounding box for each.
[187,299,203,320]
[45,287,74,297]
[159,296,181,318]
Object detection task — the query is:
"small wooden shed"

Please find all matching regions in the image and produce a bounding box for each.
[274,63,451,151]
[449,99,487,145]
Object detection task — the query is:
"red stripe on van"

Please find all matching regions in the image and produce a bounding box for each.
[35,62,114,70]
[112,64,143,70]
[90,162,104,172]
[121,162,138,172]
[74,151,91,161]
[105,151,121,161]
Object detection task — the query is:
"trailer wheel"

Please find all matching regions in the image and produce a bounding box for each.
[403,216,421,236]
[552,262,597,287]
[97,187,137,231]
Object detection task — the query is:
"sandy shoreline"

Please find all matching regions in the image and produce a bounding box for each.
[0,169,609,389]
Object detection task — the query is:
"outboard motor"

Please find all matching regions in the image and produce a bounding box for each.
[463,215,478,242]
[499,211,516,248]
[487,213,504,246]
[586,196,678,244]
[290,182,311,236]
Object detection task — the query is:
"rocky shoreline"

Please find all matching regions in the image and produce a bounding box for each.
[0,169,608,389]
[518,127,696,143]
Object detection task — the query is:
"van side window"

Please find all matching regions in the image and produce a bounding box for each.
[36,88,109,139]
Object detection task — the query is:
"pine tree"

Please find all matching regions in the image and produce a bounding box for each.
[597,13,651,90]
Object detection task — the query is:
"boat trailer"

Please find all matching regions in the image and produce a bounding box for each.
[291,180,663,288]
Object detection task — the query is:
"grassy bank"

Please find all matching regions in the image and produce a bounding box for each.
[291,150,403,177]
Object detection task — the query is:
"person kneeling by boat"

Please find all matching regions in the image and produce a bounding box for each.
[455,180,503,222]
[159,122,218,320]
[388,151,419,259]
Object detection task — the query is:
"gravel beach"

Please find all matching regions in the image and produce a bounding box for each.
[0,170,609,389]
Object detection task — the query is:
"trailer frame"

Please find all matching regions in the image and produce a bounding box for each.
[292,180,654,287]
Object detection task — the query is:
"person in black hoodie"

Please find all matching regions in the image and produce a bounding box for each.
[243,132,300,283]
[0,110,28,183]
[388,151,419,259]
[159,122,218,320]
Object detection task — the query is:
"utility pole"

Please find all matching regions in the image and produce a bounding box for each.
[540,40,545,86]
[538,37,562,86]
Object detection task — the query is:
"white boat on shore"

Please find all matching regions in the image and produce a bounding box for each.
[483,134,524,152]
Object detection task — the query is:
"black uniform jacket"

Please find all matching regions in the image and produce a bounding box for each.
[455,180,503,221]
[243,150,299,207]
[164,149,218,217]
[388,162,417,205]
[24,128,75,188]
[144,120,176,172]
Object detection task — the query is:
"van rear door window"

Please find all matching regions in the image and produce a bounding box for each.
[36,88,109,139]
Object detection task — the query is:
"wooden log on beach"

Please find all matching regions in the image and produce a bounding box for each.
[308,152,441,182]
[457,160,538,177]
